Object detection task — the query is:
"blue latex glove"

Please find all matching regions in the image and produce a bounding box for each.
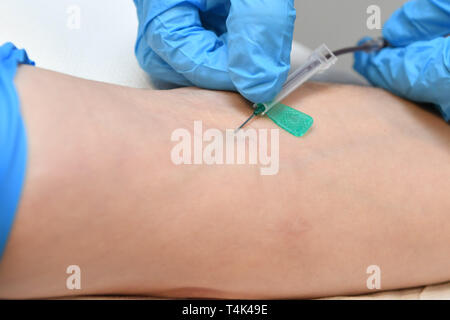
[354,0,450,121]
[134,0,296,103]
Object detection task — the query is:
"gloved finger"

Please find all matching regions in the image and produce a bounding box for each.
[135,39,192,87]
[383,0,450,47]
[143,3,235,91]
[227,0,296,103]
[354,36,450,121]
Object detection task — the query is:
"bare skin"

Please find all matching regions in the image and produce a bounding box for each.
[0,65,449,299]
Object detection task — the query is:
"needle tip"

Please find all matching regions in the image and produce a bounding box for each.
[235,113,256,133]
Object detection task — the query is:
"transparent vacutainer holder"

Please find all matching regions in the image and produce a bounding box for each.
[255,44,338,115]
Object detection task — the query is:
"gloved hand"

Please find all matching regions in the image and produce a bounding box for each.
[133,0,296,103]
[354,0,450,121]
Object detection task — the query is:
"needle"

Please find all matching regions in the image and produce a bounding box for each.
[234,112,257,134]
[234,103,267,133]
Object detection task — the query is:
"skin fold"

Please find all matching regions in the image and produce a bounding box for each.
[0,65,449,299]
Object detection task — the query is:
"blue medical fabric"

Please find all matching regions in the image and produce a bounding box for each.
[0,42,34,260]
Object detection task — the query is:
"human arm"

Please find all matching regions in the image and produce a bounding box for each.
[0,65,449,299]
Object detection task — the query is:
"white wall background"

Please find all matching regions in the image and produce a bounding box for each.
[0,0,150,88]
